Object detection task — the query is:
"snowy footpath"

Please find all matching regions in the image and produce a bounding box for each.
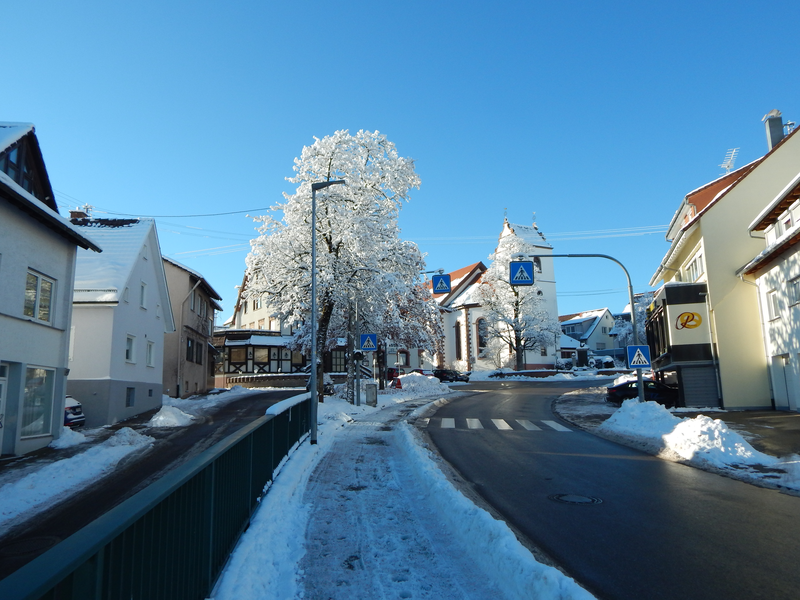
[212,374,594,600]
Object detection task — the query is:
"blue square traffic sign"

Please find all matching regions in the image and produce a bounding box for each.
[360,333,377,351]
[627,345,651,369]
[431,274,451,294]
[509,261,534,286]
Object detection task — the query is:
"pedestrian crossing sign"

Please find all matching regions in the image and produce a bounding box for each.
[509,261,534,286]
[360,333,377,351]
[431,274,451,294]
[627,345,651,369]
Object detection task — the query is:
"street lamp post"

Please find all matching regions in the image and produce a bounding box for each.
[310,180,345,445]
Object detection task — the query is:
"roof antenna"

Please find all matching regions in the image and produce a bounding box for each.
[719,148,739,174]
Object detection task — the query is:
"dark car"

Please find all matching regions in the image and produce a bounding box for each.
[432,369,470,383]
[64,395,86,428]
[410,369,434,376]
[306,377,334,396]
[606,380,679,408]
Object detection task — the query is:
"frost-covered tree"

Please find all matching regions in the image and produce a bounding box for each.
[610,291,654,347]
[474,232,560,371]
[245,130,443,392]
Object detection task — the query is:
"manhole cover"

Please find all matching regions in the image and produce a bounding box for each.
[548,494,603,505]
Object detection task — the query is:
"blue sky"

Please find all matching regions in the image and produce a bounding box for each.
[5,1,800,320]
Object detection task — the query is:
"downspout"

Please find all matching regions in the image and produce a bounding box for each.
[464,306,472,372]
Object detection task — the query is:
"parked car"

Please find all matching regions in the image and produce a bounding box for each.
[606,380,679,408]
[432,369,470,383]
[410,369,435,377]
[64,395,86,428]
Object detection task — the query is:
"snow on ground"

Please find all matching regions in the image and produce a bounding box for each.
[213,380,594,600]
[468,369,618,383]
[147,405,196,427]
[0,428,153,529]
[557,387,800,492]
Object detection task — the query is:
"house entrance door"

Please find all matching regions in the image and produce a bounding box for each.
[771,355,790,410]
[0,363,8,452]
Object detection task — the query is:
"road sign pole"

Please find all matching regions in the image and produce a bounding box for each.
[526,253,646,403]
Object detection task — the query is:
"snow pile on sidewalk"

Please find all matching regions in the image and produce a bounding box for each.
[598,400,800,490]
[214,388,595,600]
[49,426,87,449]
[163,385,294,416]
[0,428,154,529]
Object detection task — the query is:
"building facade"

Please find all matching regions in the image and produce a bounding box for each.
[0,123,101,455]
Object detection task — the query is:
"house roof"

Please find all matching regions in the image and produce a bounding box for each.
[427,262,486,306]
[748,169,800,232]
[652,125,800,287]
[163,255,224,310]
[500,220,552,249]
[0,123,101,252]
[558,308,610,341]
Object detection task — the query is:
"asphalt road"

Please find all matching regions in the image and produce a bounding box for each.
[0,389,297,581]
[425,380,800,600]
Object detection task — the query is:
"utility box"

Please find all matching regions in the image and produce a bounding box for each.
[365,383,378,407]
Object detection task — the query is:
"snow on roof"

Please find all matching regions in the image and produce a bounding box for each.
[0,122,34,152]
[559,308,607,325]
[501,220,552,249]
[559,335,586,349]
[0,170,101,252]
[73,219,154,302]
[224,334,295,347]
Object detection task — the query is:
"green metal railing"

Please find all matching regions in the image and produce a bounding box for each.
[0,395,310,600]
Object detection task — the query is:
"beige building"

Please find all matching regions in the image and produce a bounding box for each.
[649,113,800,409]
[162,257,222,398]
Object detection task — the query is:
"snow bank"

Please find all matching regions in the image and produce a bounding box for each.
[148,406,195,427]
[49,426,87,449]
[598,400,779,468]
[396,422,594,600]
[0,428,153,529]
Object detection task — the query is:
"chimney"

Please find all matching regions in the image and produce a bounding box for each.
[763,109,784,150]
[69,208,89,219]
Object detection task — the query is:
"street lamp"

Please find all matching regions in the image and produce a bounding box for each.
[310,179,345,445]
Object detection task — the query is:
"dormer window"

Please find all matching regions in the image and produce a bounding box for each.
[0,139,44,200]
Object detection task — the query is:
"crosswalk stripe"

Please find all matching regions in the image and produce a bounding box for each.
[466,418,484,429]
[516,419,541,431]
[441,418,455,429]
[491,419,513,431]
[542,420,571,432]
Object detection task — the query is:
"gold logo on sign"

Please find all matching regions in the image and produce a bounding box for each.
[676,312,702,330]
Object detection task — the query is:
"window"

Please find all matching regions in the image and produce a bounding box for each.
[564,325,576,334]
[790,278,800,306]
[476,318,488,351]
[200,298,207,319]
[242,301,248,314]
[20,367,54,437]
[186,338,195,362]
[190,291,196,312]
[139,282,147,308]
[596,343,606,350]
[126,387,135,407]
[195,343,203,365]
[24,270,54,323]
[540,347,547,356]
[123,287,129,302]
[254,298,261,310]
[146,341,155,367]
[768,290,780,320]
[126,335,136,362]
[269,317,279,331]
[601,327,609,334]
[230,347,246,363]
[397,350,409,366]
[454,321,463,360]
[534,257,542,273]
[258,319,265,329]
[685,253,705,283]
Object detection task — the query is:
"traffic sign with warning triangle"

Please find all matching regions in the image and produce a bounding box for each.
[431,274,451,294]
[627,345,651,368]
[509,261,534,286]
[360,333,377,351]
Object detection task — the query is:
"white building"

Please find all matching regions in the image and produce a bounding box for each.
[68,217,175,427]
[0,123,101,455]
[432,219,560,372]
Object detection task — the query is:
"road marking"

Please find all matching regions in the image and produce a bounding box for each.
[441,418,455,428]
[491,419,513,431]
[516,419,541,431]
[466,419,484,429]
[542,420,571,432]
